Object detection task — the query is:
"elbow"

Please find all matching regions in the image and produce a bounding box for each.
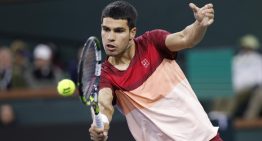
[182,37,195,49]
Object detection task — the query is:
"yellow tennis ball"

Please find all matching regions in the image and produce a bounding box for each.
[57,79,76,96]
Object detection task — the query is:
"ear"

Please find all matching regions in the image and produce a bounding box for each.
[129,27,137,40]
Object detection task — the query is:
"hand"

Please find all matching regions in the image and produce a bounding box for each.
[189,3,214,27]
[89,123,109,141]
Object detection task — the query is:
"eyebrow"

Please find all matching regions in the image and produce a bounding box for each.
[101,25,126,31]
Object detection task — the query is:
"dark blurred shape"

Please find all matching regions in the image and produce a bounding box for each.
[67,47,82,83]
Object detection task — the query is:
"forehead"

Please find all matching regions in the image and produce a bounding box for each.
[102,17,129,29]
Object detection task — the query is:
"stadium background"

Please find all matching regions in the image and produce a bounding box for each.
[0,0,261,141]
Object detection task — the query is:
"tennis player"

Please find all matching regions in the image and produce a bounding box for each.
[89,1,222,141]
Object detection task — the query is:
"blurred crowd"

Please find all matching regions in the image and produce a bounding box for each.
[0,39,79,127]
[0,40,74,90]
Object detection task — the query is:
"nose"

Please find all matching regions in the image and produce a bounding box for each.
[107,31,115,42]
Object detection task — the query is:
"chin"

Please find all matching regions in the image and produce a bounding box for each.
[105,51,118,56]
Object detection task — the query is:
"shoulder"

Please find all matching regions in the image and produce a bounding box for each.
[135,29,170,47]
[136,29,170,40]
[147,29,170,34]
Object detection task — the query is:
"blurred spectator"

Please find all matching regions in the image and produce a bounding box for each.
[0,104,16,127]
[231,34,262,119]
[25,44,63,88]
[10,40,31,88]
[0,47,13,91]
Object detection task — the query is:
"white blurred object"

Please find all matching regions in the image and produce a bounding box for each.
[209,111,228,130]
[232,51,262,93]
[33,44,52,60]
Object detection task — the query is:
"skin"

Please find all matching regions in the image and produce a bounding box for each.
[89,3,214,141]
[0,48,12,70]
[0,104,15,125]
[101,17,137,71]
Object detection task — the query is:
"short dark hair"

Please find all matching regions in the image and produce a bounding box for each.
[101,1,138,29]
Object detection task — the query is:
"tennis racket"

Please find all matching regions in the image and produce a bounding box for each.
[77,36,103,129]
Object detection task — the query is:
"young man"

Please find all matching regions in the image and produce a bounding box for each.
[89,1,221,141]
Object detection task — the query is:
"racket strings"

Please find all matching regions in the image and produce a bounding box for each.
[81,42,97,103]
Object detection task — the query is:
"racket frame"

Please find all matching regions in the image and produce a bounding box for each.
[77,36,103,128]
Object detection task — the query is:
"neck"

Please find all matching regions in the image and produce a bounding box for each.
[108,40,136,69]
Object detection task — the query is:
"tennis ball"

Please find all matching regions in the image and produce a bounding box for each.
[57,79,76,96]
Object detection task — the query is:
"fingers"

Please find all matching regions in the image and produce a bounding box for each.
[206,3,213,9]
[89,125,102,136]
[207,19,214,25]
[89,124,108,141]
[189,3,214,16]
[189,3,199,13]
[202,9,214,19]
[201,8,214,15]
[200,17,214,27]
[199,3,215,26]
[205,4,214,25]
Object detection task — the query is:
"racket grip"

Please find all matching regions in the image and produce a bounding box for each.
[94,113,104,129]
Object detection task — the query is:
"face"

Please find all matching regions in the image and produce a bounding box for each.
[0,105,15,125]
[0,49,12,69]
[34,58,51,69]
[101,17,136,57]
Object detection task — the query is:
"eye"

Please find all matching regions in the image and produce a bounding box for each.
[102,26,110,32]
[114,28,125,33]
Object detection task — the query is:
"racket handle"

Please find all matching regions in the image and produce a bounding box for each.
[94,113,104,129]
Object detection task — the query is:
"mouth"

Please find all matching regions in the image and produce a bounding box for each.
[105,44,116,51]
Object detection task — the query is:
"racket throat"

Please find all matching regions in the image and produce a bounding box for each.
[92,103,100,115]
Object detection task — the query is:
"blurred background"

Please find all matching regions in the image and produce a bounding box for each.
[0,0,262,141]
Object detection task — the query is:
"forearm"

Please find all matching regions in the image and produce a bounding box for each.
[89,88,113,141]
[182,20,207,48]
[166,3,214,52]
[99,101,114,123]
[98,88,114,126]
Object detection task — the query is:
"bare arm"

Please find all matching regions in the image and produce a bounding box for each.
[98,88,114,123]
[165,3,214,52]
[89,88,114,141]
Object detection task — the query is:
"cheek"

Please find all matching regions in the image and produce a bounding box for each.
[118,34,130,43]
[101,32,107,44]
[101,31,106,39]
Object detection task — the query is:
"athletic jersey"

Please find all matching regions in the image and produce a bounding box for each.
[100,29,218,141]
